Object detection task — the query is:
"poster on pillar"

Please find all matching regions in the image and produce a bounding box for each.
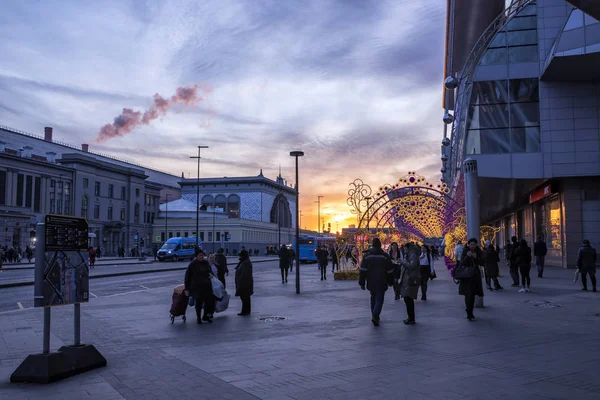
[36,215,90,308]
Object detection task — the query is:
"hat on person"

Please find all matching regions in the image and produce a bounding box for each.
[583,239,590,245]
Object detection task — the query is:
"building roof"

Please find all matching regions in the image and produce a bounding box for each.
[179,170,297,195]
[0,125,180,188]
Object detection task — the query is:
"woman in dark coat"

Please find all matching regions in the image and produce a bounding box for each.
[399,243,421,324]
[235,249,254,316]
[482,240,503,291]
[459,238,484,321]
[184,248,215,324]
[514,239,532,292]
[389,242,403,300]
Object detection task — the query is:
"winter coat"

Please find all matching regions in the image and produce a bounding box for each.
[317,248,329,266]
[184,259,213,300]
[215,253,228,281]
[509,240,519,267]
[482,246,500,278]
[534,240,548,257]
[235,259,254,297]
[279,247,290,269]
[458,247,484,297]
[514,245,532,268]
[358,248,395,293]
[399,246,420,299]
[577,244,597,274]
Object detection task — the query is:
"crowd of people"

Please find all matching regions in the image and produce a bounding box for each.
[0,245,34,270]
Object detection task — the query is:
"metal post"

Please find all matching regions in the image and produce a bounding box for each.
[290,151,304,295]
[316,196,323,233]
[165,194,171,241]
[463,157,483,308]
[191,146,209,248]
[74,303,80,345]
[212,208,216,253]
[33,219,52,354]
[43,308,51,354]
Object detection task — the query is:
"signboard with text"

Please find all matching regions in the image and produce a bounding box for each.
[529,184,553,204]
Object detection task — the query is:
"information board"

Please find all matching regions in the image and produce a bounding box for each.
[45,215,88,251]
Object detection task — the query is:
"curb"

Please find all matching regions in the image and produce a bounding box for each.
[0,259,275,289]
[1,261,155,271]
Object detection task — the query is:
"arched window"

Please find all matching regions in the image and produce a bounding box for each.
[270,194,292,228]
[134,203,140,225]
[81,195,88,218]
[228,194,240,218]
[201,195,214,209]
[214,195,227,212]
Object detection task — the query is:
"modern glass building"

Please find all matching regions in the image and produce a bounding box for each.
[442,0,600,268]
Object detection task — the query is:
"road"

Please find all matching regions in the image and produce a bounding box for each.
[0,260,281,314]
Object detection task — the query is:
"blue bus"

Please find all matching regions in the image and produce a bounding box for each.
[157,237,202,261]
[294,235,337,262]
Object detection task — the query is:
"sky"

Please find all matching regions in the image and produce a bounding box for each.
[0,0,446,232]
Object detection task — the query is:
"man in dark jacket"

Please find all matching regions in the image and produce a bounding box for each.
[235,250,254,315]
[508,236,520,287]
[534,236,548,278]
[215,248,229,289]
[317,245,329,281]
[278,245,291,284]
[184,248,215,324]
[358,238,395,326]
[577,239,597,292]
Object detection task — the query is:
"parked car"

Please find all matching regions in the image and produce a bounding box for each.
[157,237,201,261]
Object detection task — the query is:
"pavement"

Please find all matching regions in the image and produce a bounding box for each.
[1,261,600,400]
[0,256,277,288]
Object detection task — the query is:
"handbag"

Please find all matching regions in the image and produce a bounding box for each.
[215,292,230,313]
[453,263,475,280]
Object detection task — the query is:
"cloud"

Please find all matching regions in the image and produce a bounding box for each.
[0,0,446,231]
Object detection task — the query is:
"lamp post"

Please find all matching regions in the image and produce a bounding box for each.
[212,205,216,254]
[190,145,209,248]
[290,151,304,294]
[164,193,171,242]
[315,195,324,233]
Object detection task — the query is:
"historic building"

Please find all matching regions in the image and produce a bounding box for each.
[152,171,298,254]
[442,0,600,267]
[0,125,180,254]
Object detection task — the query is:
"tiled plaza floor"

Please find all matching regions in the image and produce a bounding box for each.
[0,260,599,400]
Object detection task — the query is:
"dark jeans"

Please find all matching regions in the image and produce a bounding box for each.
[485,276,502,289]
[194,294,215,321]
[582,272,597,290]
[331,260,338,272]
[240,295,251,314]
[280,267,289,282]
[404,296,415,321]
[519,265,531,287]
[464,294,475,317]
[320,264,327,280]
[289,259,294,272]
[536,255,545,276]
[419,266,429,299]
[370,291,385,319]
[393,280,401,298]
[509,266,519,285]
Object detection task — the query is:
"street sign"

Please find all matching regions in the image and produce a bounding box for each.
[44,215,88,251]
[155,236,161,242]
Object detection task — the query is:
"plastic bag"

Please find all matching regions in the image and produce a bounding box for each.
[215,292,230,313]
[211,275,224,300]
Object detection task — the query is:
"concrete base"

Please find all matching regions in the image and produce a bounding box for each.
[10,344,106,384]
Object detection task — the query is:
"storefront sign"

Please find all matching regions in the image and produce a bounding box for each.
[529,184,553,204]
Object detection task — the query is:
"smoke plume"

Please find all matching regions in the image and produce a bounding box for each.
[96,84,208,142]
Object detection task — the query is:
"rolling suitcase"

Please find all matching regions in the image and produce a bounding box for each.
[170,284,188,323]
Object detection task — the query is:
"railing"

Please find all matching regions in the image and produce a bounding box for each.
[447,0,535,193]
[0,124,176,177]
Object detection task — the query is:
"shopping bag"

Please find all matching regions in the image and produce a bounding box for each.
[574,269,580,283]
[188,296,195,307]
[215,292,230,313]
[211,275,224,300]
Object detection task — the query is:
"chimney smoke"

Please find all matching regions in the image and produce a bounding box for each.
[44,127,53,142]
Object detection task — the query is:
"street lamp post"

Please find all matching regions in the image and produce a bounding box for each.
[315,195,324,233]
[164,193,171,242]
[212,206,216,254]
[290,151,304,295]
[190,145,209,248]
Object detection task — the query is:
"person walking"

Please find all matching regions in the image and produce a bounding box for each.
[215,248,229,289]
[184,248,215,324]
[88,247,96,269]
[331,246,339,274]
[358,238,395,326]
[235,249,254,315]
[577,239,597,292]
[534,236,548,278]
[482,240,503,290]
[389,242,403,300]
[508,236,520,287]
[317,245,329,280]
[278,244,290,284]
[289,247,295,272]
[514,239,532,292]
[418,245,431,300]
[459,238,484,321]
[398,243,421,324]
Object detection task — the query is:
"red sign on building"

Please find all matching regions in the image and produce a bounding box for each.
[529,184,553,204]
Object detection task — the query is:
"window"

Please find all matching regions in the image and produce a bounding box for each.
[215,195,227,211]
[64,198,71,215]
[224,231,229,242]
[510,78,539,103]
[216,232,221,242]
[161,232,165,242]
[169,232,173,239]
[25,176,33,208]
[480,48,507,65]
[121,187,126,200]
[50,179,55,188]
[201,195,214,208]
[83,178,88,188]
[228,195,240,218]
[57,195,63,214]
[184,232,189,238]
[0,170,5,205]
[200,232,205,241]
[510,102,540,127]
[135,188,140,197]
[471,81,509,105]
[468,104,510,130]
[511,127,541,153]
[82,196,88,218]
[106,206,112,220]
[508,45,537,63]
[208,232,213,242]
[108,184,114,198]
[506,16,536,31]
[507,30,537,46]
[34,176,41,212]
[120,208,125,221]
[95,182,100,196]
[94,204,100,219]
[176,232,181,238]
[151,212,155,223]
[134,203,140,224]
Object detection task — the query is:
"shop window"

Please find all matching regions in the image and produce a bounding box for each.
[546,198,562,252]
